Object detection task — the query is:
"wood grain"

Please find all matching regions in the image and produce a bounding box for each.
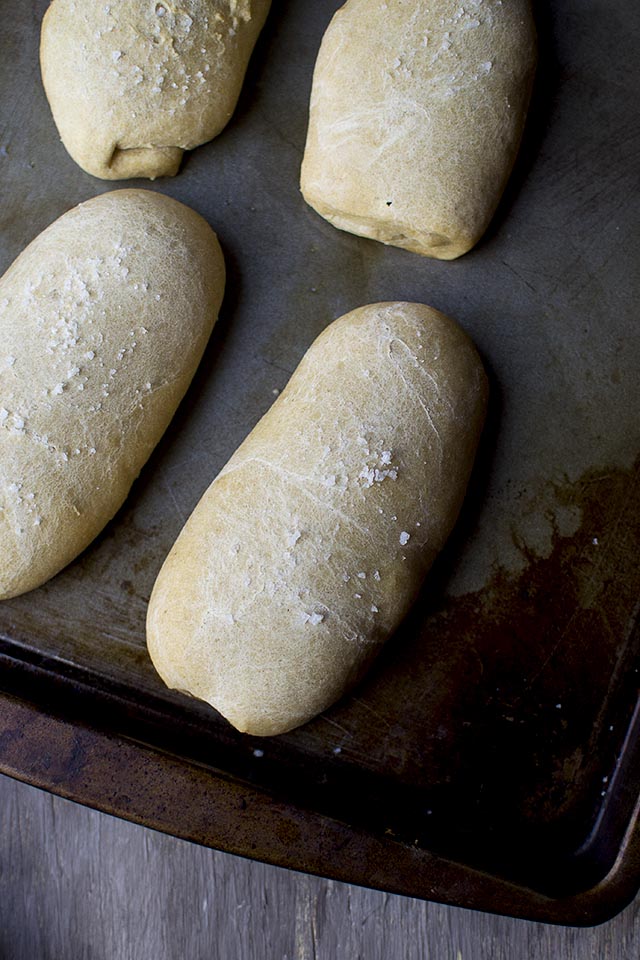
[1,773,639,960]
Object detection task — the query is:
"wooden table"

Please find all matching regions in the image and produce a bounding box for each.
[2,772,638,960]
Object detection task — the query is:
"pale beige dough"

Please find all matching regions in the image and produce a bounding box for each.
[0,189,225,600]
[147,302,487,736]
[40,0,271,180]
[301,0,537,260]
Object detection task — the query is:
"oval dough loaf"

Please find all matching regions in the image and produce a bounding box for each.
[147,302,487,736]
[40,0,271,180]
[0,189,225,600]
[301,0,537,260]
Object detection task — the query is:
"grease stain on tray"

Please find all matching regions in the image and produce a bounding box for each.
[307,458,640,873]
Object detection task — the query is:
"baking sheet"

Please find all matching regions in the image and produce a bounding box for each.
[1,0,639,924]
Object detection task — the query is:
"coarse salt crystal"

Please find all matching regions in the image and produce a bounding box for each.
[399,531,410,546]
[374,467,397,482]
[302,611,324,626]
[359,468,375,487]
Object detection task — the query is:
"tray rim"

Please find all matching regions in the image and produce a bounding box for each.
[1,642,639,928]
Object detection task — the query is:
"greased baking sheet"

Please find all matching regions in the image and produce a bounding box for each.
[1,0,639,925]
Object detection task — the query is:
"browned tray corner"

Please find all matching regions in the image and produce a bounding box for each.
[1,0,640,926]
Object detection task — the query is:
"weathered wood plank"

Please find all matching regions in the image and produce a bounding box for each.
[1,774,640,960]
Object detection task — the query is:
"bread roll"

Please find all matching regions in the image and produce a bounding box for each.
[301,0,537,260]
[40,0,271,180]
[0,189,225,600]
[147,302,487,735]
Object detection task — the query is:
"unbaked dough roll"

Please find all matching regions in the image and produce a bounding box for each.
[0,189,225,600]
[301,0,537,260]
[40,0,271,180]
[147,302,487,735]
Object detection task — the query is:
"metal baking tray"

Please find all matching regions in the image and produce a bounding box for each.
[1,0,639,927]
